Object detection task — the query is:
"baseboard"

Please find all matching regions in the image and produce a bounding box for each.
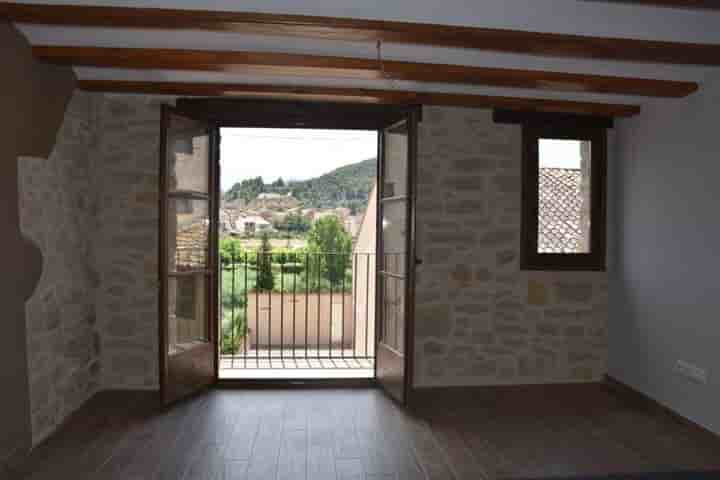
[604,375,719,441]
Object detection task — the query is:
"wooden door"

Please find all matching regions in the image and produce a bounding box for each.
[376,115,417,404]
[159,106,219,404]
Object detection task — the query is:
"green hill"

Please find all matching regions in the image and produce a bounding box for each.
[224,158,376,214]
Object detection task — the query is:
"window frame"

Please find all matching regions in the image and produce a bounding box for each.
[520,124,607,271]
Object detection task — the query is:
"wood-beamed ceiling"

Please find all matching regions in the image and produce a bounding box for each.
[4,2,720,116]
[34,46,697,99]
[77,80,642,117]
[3,2,720,65]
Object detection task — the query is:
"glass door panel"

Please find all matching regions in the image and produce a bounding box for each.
[160,106,217,405]
[376,118,414,404]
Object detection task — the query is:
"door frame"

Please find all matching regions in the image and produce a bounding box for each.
[168,98,420,393]
[158,105,221,404]
[374,111,420,406]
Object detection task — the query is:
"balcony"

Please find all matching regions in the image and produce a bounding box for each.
[219,251,375,379]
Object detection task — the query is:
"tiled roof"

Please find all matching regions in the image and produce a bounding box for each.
[538,168,585,253]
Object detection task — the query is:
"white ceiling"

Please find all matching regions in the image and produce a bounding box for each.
[11,0,720,109]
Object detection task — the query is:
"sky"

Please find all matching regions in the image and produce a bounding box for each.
[220,128,378,191]
[539,139,584,169]
[218,129,583,191]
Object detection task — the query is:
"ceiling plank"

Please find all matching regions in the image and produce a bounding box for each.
[3,2,720,66]
[76,80,641,117]
[35,47,698,98]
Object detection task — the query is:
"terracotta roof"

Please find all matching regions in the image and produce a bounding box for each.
[538,168,585,253]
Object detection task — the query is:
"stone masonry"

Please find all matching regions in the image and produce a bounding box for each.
[18,92,167,444]
[18,91,100,444]
[93,94,164,390]
[18,95,609,442]
[414,107,608,387]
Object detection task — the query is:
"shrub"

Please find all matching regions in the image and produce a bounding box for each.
[256,232,275,291]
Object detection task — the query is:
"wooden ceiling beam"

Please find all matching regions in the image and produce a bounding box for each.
[3,3,720,66]
[76,80,642,117]
[35,46,698,98]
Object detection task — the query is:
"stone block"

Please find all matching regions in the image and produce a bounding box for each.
[415,304,452,337]
[496,249,517,267]
[492,175,520,194]
[423,340,448,355]
[527,280,548,306]
[478,229,516,247]
[555,282,593,303]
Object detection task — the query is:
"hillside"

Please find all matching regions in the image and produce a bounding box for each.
[224,158,376,213]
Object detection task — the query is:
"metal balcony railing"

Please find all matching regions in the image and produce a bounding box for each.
[220,251,375,369]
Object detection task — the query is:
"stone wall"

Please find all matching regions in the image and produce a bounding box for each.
[414,106,608,387]
[18,93,165,447]
[93,95,164,390]
[18,91,100,444]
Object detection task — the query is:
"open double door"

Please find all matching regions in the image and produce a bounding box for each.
[158,102,418,406]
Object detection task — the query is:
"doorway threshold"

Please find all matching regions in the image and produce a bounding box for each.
[219,367,373,380]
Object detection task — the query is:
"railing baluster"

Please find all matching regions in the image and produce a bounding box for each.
[244,251,248,368]
[256,251,260,365]
[292,252,297,361]
[316,253,321,363]
[365,253,370,359]
[267,252,272,365]
[341,253,346,360]
[329,253,333,360]
[352,253,358,360]
[230,253,236,369]
[280,256,284,365]
[305,252,309,362]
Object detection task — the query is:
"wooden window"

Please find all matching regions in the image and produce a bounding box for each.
[520,124,607,271]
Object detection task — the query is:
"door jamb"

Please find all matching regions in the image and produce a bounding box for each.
[169,99,420,390]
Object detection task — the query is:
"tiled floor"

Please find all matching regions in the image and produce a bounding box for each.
[8,384,720,479]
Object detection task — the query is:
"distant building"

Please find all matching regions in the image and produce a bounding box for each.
[234,215,273,235]
[251,191,300,210]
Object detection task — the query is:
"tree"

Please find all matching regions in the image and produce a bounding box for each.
[307,216,352,285]
[274,211,311,233]
[256,232,275,291]
[272,177,285,188]
[225,176,264,203]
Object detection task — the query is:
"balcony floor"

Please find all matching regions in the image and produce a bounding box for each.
[219,348,374,379]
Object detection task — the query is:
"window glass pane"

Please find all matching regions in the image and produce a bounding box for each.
[168,275,208,354]
[538,139,591,253]
[168,199,209,272]
[383,123,408,198]
[167,113,209,194]
[381,200,407,275]
[380,276,405,353]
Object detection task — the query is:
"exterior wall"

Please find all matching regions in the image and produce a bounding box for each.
[18,91,100,445]
[414,106,608,387]
[245,292,355,349]
[610,75,720,436]
[0,20,75,462]
[353,183,377,356]
[93,94,165,390]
